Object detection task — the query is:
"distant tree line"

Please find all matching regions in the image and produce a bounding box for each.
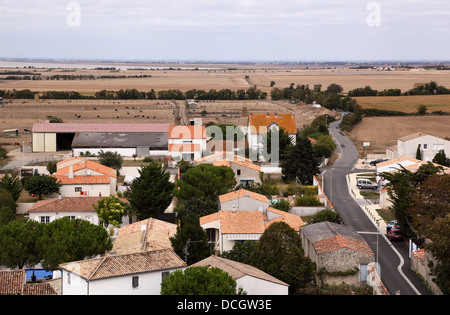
[347,81,450,97]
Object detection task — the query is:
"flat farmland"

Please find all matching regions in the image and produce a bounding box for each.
[2,66,450,94]
[354,95,450,113]
[350,115,450,153]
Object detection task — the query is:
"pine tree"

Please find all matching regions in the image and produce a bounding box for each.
[128,161,175,220]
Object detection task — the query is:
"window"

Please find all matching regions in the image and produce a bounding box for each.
[65,216,76,220]
[423,144,428,150]
[40,216,50,224]
[162,271,170,281]
[67,273,71,285]
[237,169,241,176]
[75,187,82,192]
[132,276,139,288]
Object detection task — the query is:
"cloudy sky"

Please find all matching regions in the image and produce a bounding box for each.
[1,0,449,62]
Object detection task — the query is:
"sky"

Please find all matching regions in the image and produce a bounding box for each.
[1,0,449,62]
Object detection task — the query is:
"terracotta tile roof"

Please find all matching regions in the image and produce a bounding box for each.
[59,249,187,280]
[53,175,111,185]
[24,281,58,295]
[249,113,297,134]
[56,158,117,179]
[169,125,206,139]
[212,159,261,172]
[219,189,269,204]
[112,218,178,255]
[264,208,305,231]
[29,197,129,213]
[300,221,374,256]
[220,211,266,234]
[192,255,288,287]
[201,209,305,234]
[0,270,26,295]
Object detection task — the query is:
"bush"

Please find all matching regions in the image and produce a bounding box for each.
[294,195,323,206]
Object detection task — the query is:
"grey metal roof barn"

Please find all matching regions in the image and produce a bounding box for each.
[71,132,168,150]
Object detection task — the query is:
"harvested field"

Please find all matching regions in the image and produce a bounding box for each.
[2,67,450,94]
[354,95,450,113]
[350,116,450,153]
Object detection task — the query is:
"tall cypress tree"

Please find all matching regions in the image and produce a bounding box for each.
[128,161,175,220]
[280,135,320,184]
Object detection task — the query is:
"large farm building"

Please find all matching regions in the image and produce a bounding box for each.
[31,122,169,157]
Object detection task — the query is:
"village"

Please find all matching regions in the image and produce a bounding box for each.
[1,98,449,296]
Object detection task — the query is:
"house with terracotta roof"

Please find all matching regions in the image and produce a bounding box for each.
[168,125,206,162]
[111,217,178,255]
[28,196,129,225]
[300,221,375,286]
[52,157,117,197]
[386,132,450,162]
[247,112,297,158]
[58,249,186,295]
[0,270,59,295]
[219,189,270,212]
[200,208,305,253]
[196,153,262,186]
[192,255,289,295]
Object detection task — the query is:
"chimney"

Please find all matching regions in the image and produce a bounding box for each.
[68,165,73,179]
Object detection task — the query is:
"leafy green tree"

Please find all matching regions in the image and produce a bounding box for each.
[24,175,61,200]
[264,127,294,161]
[46,161,57,174]
[270,199,292,212]
[280,136,320,184]
[220,240,257,265]
[0,173,21,201]
[309,209,342,224]
[37,217,112,270]
[250,222,316,293]
[380,162,444,238]
[170,213,210,265]
[97,150,123,174]
[0,188,17,228]
[175,164,236,202]
[417,104,428,115]
[161,266,237,295]
[128,161,175,220]
[94,196,127,228]
[174,196,218,217]
[433,149,450,167]
[0,219,43,269]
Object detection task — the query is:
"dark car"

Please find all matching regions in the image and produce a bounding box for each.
[370,158,388,166]
[388,225,403,241]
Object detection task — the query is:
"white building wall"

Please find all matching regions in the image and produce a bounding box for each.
[220,197,268,212]
[62,268,185,295]
[59,183,111,197]
[30,211,100,225]
[73,148,137,157]
[236,275,288,295]
[398,135,450,162]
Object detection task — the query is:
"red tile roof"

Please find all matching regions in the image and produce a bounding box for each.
[59,249,186,280]
[0,270,26,295]
[29,197,128,213]
[249,113,297,134]
[56,157,117,178]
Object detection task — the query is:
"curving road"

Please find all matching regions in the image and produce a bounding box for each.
[322,118,431,295]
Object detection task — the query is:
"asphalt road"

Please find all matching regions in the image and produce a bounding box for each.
[322,118,431,295]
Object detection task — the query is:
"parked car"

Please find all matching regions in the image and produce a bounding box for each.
[388,225,403,241]
[357,178,379,190]
[386,220,398,232]
[370,158,388,166]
